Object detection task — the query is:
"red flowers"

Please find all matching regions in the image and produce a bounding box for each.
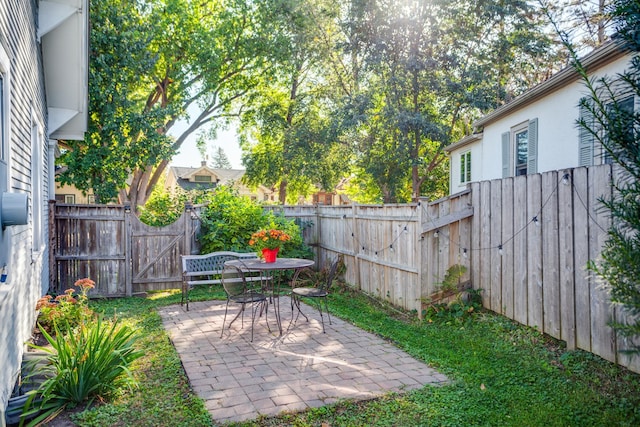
[249,228,291,250]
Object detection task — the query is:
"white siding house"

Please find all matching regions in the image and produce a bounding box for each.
[446,40,635,194]
[0,0,87,423]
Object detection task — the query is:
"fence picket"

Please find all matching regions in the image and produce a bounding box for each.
[527,173,544,331]
[589,165,616,362]
[513,175,529,325]
[490,179,503,313]
[558,169,577,349]
[501,177,514,318]
[542,171,561,338]
[573,167,592,350]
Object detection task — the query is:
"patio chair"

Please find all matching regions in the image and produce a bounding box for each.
[290,255,342,333]
[220,261,269,342]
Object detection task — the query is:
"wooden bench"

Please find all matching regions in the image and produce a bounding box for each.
[181,251,261,310]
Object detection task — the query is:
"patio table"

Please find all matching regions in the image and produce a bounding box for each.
[225,257,314,336]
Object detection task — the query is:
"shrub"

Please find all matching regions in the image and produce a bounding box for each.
[138,191,185,227]
[574,0,640,353]
[20,316,143,426]
[199,186,313,258]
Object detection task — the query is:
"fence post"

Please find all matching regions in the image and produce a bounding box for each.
[184,202,192,257]
[124,202,132,296]
[352,204,361,290]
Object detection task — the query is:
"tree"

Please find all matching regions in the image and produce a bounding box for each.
[339,0,561,203]
[591,0,640,353]
[58,0,286,210]
[239,0,350,204]
[211,146,232,169]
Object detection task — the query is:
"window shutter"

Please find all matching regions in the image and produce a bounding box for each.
[501,132,510,178]
[578,103,594,166]
[527,118,538,174]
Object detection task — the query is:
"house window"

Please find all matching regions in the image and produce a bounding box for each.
[194,175,211,183]
[579,95,636,166]
[513,123,529,176]
[502,118,538,177]
[460,151,471,183]
[64,194,75,204]
[88,194,96,204]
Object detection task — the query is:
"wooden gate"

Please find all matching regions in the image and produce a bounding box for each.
[50,203,194,297]
[129,213,191,293]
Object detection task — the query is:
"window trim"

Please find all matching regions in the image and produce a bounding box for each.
[512,121,529,176]
[0,41,11,173]
[460,150,472,184]
[31,113,45,254]
[194,174,212,183]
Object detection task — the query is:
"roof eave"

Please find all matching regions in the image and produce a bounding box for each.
[445,133,483,153]
[473,39,629,129]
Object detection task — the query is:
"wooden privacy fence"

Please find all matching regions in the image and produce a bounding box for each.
[268,195,474,315]
[49,163,638,372]
[268,204,423,313]
[272,164,639,374]
[50,203,197,297]
[465,164,638,373]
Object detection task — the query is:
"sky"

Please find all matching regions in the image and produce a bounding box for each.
[169,121,243,169]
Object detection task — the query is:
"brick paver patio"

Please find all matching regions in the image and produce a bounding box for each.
[159,297,448,424]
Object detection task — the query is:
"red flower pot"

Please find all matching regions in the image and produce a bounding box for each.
[262,247,279,263]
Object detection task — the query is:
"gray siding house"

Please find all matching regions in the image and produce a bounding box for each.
[0,0,87,423]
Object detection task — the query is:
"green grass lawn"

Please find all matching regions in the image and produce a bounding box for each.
[68,285,640,426]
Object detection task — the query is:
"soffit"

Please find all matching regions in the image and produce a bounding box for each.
[39,0,88,141]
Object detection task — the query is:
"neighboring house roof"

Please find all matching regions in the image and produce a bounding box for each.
[444,133,482,154]
[172,166,245,182]
[168,165,253,192]
[471,39,628,130]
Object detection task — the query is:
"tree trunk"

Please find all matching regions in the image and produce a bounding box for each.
[278,180,287,204]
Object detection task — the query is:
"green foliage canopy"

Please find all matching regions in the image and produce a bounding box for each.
[59,0,287,209]
[198,186,313,258]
